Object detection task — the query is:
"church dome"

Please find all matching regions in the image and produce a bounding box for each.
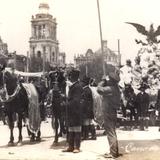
[39,3,50,14]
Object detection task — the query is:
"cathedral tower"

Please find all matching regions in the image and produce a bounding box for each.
[29,2,59,71]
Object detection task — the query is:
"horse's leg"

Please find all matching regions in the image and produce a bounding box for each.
[35,130,41,142]
[2,110,6,125]
[54,116,59,144]
[7,113,14,146]
[17,114,23,145]
[30,132,35,142]
[59,116,65,136]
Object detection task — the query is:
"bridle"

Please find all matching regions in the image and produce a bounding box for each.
[0,70,21,103]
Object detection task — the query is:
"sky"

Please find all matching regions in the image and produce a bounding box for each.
[0,0,160,64]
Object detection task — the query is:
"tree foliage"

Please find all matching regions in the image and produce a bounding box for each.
[79,55,116,83]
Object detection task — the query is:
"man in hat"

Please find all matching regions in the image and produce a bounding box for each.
[63,69,83,153]
[136,83,150,130]
[119,59,133,88]
[81,75,96,140]
[97,71,121,159]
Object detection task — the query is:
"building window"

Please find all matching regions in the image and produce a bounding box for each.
[52,52,55,62]
[50,47,52,61]
[43,46,46,53]
[37,51,41,58]
[38,25,42,38]
[34,26,36,37]
[33,46,35,54]
[42,25,46,38]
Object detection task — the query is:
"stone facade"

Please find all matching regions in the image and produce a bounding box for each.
[74,49,94,67]
[29,3,61,71]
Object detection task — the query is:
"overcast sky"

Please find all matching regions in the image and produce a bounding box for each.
[0,0,160,64]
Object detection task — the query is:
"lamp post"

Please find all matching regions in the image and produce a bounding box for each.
[43,51,46,74]
[96,0,106,76]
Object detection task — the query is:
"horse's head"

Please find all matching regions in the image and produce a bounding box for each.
[0,61,6,89]
[49,69,66,92]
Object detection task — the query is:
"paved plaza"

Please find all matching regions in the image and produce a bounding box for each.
[0,120,160,160]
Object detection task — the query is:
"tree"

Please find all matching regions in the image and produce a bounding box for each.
[79,55,116,82]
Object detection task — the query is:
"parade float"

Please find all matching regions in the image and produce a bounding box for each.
[121,23,160,105]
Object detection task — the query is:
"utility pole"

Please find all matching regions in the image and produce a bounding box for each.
[97,0,106,76]
[43,51,46,74]
[86,55,88,76]
[26,51,29,72]
[26,51,29,82]
[14,51,16,69]
[118,39,121,67]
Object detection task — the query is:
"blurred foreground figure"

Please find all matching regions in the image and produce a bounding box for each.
[97,70,121,159]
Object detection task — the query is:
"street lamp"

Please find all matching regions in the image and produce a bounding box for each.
[96,0,106,76]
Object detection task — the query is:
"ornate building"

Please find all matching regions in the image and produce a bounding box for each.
[74,49,94,67]
[0,37,26,71]
[29,2,64,71]
[74,40,121,68]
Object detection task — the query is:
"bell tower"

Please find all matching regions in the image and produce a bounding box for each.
[29,2,59,71]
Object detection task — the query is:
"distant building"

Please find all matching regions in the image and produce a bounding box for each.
[74,49,94,67]
[7,52,27,72]
[95,40,121,66]
[29,3,65,71]
[74,40,121,67]
[0,37,8,59]
[59,52,66,67]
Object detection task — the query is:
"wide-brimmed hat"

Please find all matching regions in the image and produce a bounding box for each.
[69,69,80,79]
[108,70,120,82]
[0,58,6,71]
[82,75,90,85]
[126,59,131,64]
[138,83,150,90]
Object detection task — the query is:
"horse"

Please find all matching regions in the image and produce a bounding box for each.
[0,68,40,145]
[49,69,66,144]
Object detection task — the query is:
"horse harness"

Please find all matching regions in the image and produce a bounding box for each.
[0,70,21,103]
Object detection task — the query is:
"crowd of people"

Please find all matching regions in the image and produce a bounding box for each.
[0,61,122,158]
[1,58,160,159]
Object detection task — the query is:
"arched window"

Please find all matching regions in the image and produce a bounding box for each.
[38,25,42,38]
[52,52,55,62]
[37,51,41,58]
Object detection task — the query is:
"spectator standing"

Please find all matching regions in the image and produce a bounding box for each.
[81,76,96,140]
[63,69,83,153]
[136,83,150,130]
[97,71,121,159]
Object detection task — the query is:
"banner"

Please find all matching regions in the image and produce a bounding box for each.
[5,67,44,77]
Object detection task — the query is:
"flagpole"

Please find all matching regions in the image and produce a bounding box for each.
[97,0,106,76]
[26,51,29,82]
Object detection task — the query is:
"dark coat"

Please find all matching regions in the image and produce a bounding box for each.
[136,92,150,117]
[67,81,83,127]
[97,80,120,115]
[81,86,94,119]
[156,89,160,111]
